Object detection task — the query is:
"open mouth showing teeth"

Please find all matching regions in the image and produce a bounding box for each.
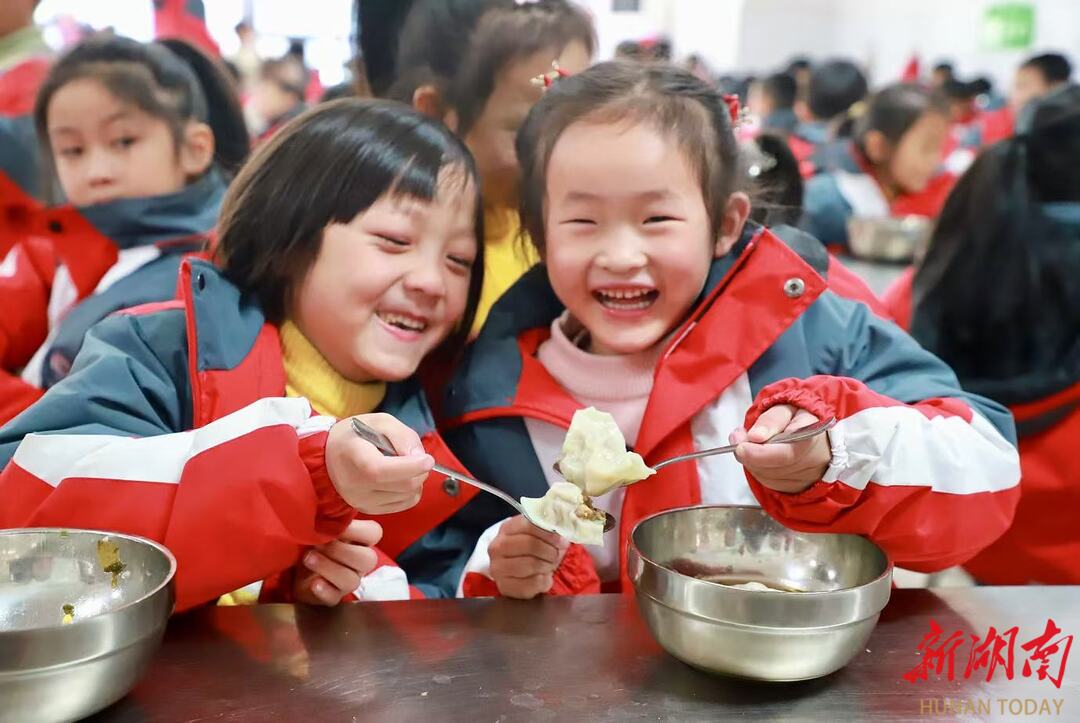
[593,288,659,310]
[378,311,428,332]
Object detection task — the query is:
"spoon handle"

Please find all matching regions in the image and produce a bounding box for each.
[349,417,525,515]
[652,417,837,471]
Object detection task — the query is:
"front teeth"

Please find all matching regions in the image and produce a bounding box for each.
[379,312,426,331]
[599,289,651,300]
[596,289,656,310]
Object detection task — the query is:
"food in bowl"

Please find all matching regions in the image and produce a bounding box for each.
[557,407,655,495]
[521,481,606,545]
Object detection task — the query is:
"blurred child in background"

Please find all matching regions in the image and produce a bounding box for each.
[0,35,248,424]
[800,83,952,253]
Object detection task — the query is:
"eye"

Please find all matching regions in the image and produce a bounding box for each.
[644,215,678,224]
[57,147,83,159]
[447,254,474,274]
[562,218,597,226]
[112,136,137,150]
[376,234,410,248]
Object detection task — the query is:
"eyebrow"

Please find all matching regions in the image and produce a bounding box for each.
[562,189,677,203]
[49,110,134,136]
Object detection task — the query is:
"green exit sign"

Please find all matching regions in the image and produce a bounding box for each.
[981,3,1036,50]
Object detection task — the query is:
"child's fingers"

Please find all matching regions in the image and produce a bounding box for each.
[491,554,557,581]
[317,539,379,577]
[490,533,561,565]
[296,574,344,606]
[785,408,821,433]
[735,440,800,469]
[339,519,383,546]
[496,572,553,600]
[728,426,748,445]
[503,514,565,548]
[746,404,796,443]
[303,549,361,594]
[353,443,434,489]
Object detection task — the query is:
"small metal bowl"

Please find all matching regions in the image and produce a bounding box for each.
[628,506,892,682]
[847,215,932,263]
[0,529,176,722]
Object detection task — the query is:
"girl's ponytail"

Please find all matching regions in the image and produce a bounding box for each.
[156,38,250,175]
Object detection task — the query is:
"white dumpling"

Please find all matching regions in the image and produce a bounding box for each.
[520,482,606,546]
[557,408,655,496]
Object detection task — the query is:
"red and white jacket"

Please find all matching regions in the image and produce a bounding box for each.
[0,258,481,609]
[436,227,1021,597]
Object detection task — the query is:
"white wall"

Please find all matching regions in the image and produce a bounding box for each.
[588,0,1080,88]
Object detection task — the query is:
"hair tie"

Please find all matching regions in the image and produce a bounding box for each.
[531,60,569,90]
[722,94,743,126]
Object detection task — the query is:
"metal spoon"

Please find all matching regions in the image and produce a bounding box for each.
[554,416,837,487]
[349,417,617,534]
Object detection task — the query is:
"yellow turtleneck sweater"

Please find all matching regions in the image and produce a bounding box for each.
[471,205,539,337]
[217,320,385,606]
[279,319,386,419]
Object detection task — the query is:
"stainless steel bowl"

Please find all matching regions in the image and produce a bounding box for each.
[847,215,932,262]
[0,529,176,723]
[628,506,892,681]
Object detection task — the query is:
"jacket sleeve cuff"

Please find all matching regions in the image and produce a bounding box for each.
[548,543,601,595]
[298,430,354,537]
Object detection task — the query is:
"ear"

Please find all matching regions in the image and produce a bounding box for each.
[862,129,890,165]
[179,121,215,177]
[412,84,443,119]
[713,192,752,258]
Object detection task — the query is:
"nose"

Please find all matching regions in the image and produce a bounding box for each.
[596,228,648,274]
[403,252,447,301]
[85,147,117,188]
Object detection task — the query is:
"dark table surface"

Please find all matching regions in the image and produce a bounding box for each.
[91,587,1079,722]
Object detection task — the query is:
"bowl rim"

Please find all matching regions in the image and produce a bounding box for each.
[629,504,893,596]
[0,527,178,634]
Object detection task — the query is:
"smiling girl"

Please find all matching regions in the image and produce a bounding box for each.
[0,99,486,609]
[434,62,1021,599]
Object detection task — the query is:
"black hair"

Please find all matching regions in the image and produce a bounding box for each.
[942,78,979,101]
[762,72,797,110]
[932,61,954,76]
[34,34,250,177]
[355,0,417,97]
[388,0,595,135]
[911,86,1080,401]
[155,38,250,174]
[854,83,948,158]
[745,133,803,227]
[785,56,811,73]
[807,59,868,121]
[615,40,644,60]
[1020,53,1072,85]
[216,99,484,359]
[517,61,741,254]
[971,77,993,96]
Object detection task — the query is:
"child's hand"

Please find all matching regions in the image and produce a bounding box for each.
[731,404,832,494]
[295,520,383,605]
[489,515,569,599]
[325,413,434,514]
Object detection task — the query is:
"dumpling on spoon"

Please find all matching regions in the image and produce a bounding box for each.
[521,482,607,546]
[558,407,655,496]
